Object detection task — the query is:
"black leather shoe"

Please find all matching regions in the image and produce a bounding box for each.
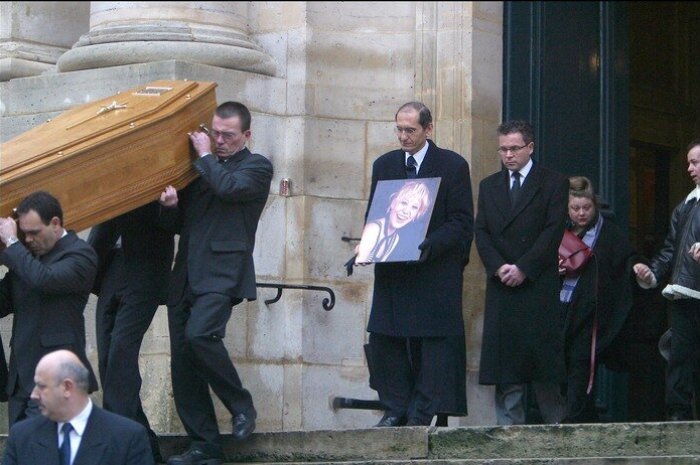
[167,449,222,465]
[375,413,407,427]
[232,413,256,441]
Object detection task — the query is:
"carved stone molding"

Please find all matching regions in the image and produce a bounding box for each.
[58,2,275,76]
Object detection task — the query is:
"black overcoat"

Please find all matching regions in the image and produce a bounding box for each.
[475,163,568,384]
[367,140,474,337]
[564,218,637,361]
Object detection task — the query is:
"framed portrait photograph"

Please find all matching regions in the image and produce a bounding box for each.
[356,177,441,263]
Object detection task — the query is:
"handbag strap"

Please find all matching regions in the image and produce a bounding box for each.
[586,254,599,395]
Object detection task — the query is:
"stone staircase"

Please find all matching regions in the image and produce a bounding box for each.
[151,422,700,465]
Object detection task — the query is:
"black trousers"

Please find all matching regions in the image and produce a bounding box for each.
[666,298,700,418]
[95,249,161,453]
[368,332,466,424]
[168,290,255,457]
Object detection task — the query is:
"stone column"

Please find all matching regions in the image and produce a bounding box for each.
[57,2,275,76]
[0,2,90,81]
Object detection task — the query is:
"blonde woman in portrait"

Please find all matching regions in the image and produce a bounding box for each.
[356,181,431,263]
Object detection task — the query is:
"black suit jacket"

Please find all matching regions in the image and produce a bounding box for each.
[475,162,568,384]
[0,232,99,397]
[88,201,174,304]
[161,149,273,304]
[366,140,474,337]
[2,404,154,465]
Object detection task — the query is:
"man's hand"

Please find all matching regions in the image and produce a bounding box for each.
[0,217,18,246]
[159,186,179,208]
[633,263,654,286]
[189,130,212,157]
[497,263,526,287]
[689,242,700,264]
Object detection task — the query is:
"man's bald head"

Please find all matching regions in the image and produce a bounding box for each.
[31,350,90,422]
[36,350,90,393]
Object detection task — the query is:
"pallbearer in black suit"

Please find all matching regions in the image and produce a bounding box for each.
[2,350,154,465]
[475,120,568,425]
[0,191,98,427]
[159,102,273,465]
[87,201,174,463]
[357,102,474,427]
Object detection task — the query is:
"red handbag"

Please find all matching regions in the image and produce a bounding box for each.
[558,229,593,277]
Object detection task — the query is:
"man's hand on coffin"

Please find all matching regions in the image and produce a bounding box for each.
[159,185,179,208]
[189,130,213,157]
[0,217,18,245]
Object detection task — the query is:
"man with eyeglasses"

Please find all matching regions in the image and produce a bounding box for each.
[475,120,568,425]
[359,101,474,427]
[158,102,273,465]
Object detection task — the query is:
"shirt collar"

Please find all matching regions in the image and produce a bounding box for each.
[405,140,429,172]
[685,185,700,203]
[58,398,93,438]
[510,158,533,180]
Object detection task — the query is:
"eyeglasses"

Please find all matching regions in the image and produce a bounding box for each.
[497,143,530,155]
[394,126,419,136]
[210,129,239,141]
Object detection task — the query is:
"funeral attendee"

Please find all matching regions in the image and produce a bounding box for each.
[475,120,568,425]
[358,101,473,427]
[0,191,98,427]
[559,176,638,422]
[633,139,700,421]
[158,101,273,465]
[2,350,154,465]
[87,200,174,463]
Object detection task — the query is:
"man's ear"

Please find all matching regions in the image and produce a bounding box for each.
[62,378,74,397]
[50,216,62,229]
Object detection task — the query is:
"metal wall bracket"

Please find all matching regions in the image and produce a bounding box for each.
[256,283,335,311]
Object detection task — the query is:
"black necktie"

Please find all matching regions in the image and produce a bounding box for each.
[510,171,521,206]
[406,155,417,178]
[59,423,73,465]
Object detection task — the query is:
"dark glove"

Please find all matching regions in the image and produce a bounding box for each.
[344,255,357,276]
[418,239,431,263]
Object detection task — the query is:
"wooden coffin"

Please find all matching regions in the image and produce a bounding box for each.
[0,79,217,232]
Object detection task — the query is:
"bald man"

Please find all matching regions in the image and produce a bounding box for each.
[2,350,154,465]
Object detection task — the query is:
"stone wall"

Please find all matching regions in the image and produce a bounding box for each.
[0,1,503,433]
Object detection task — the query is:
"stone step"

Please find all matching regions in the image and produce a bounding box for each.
[156,422,700,463]
[225,458,700,465]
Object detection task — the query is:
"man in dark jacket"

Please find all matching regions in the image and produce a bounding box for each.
[2,350,154,465]
[159,101,273,465]
[0,191,98,426]
[634,138,700,421]
[475,120,568,425]
[358,101,474,427]
[87,201,174,463]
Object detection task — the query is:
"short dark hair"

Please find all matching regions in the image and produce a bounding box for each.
[215,101,252,131]
[497,120,535,145]
[16,191,63,226]
[395,102,432,128]
[687,138,700,152]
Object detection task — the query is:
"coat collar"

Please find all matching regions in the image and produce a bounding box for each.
[73,408,107,465]
[390,139,441,179]
[490,162,544,228]
[40,230,76,263]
